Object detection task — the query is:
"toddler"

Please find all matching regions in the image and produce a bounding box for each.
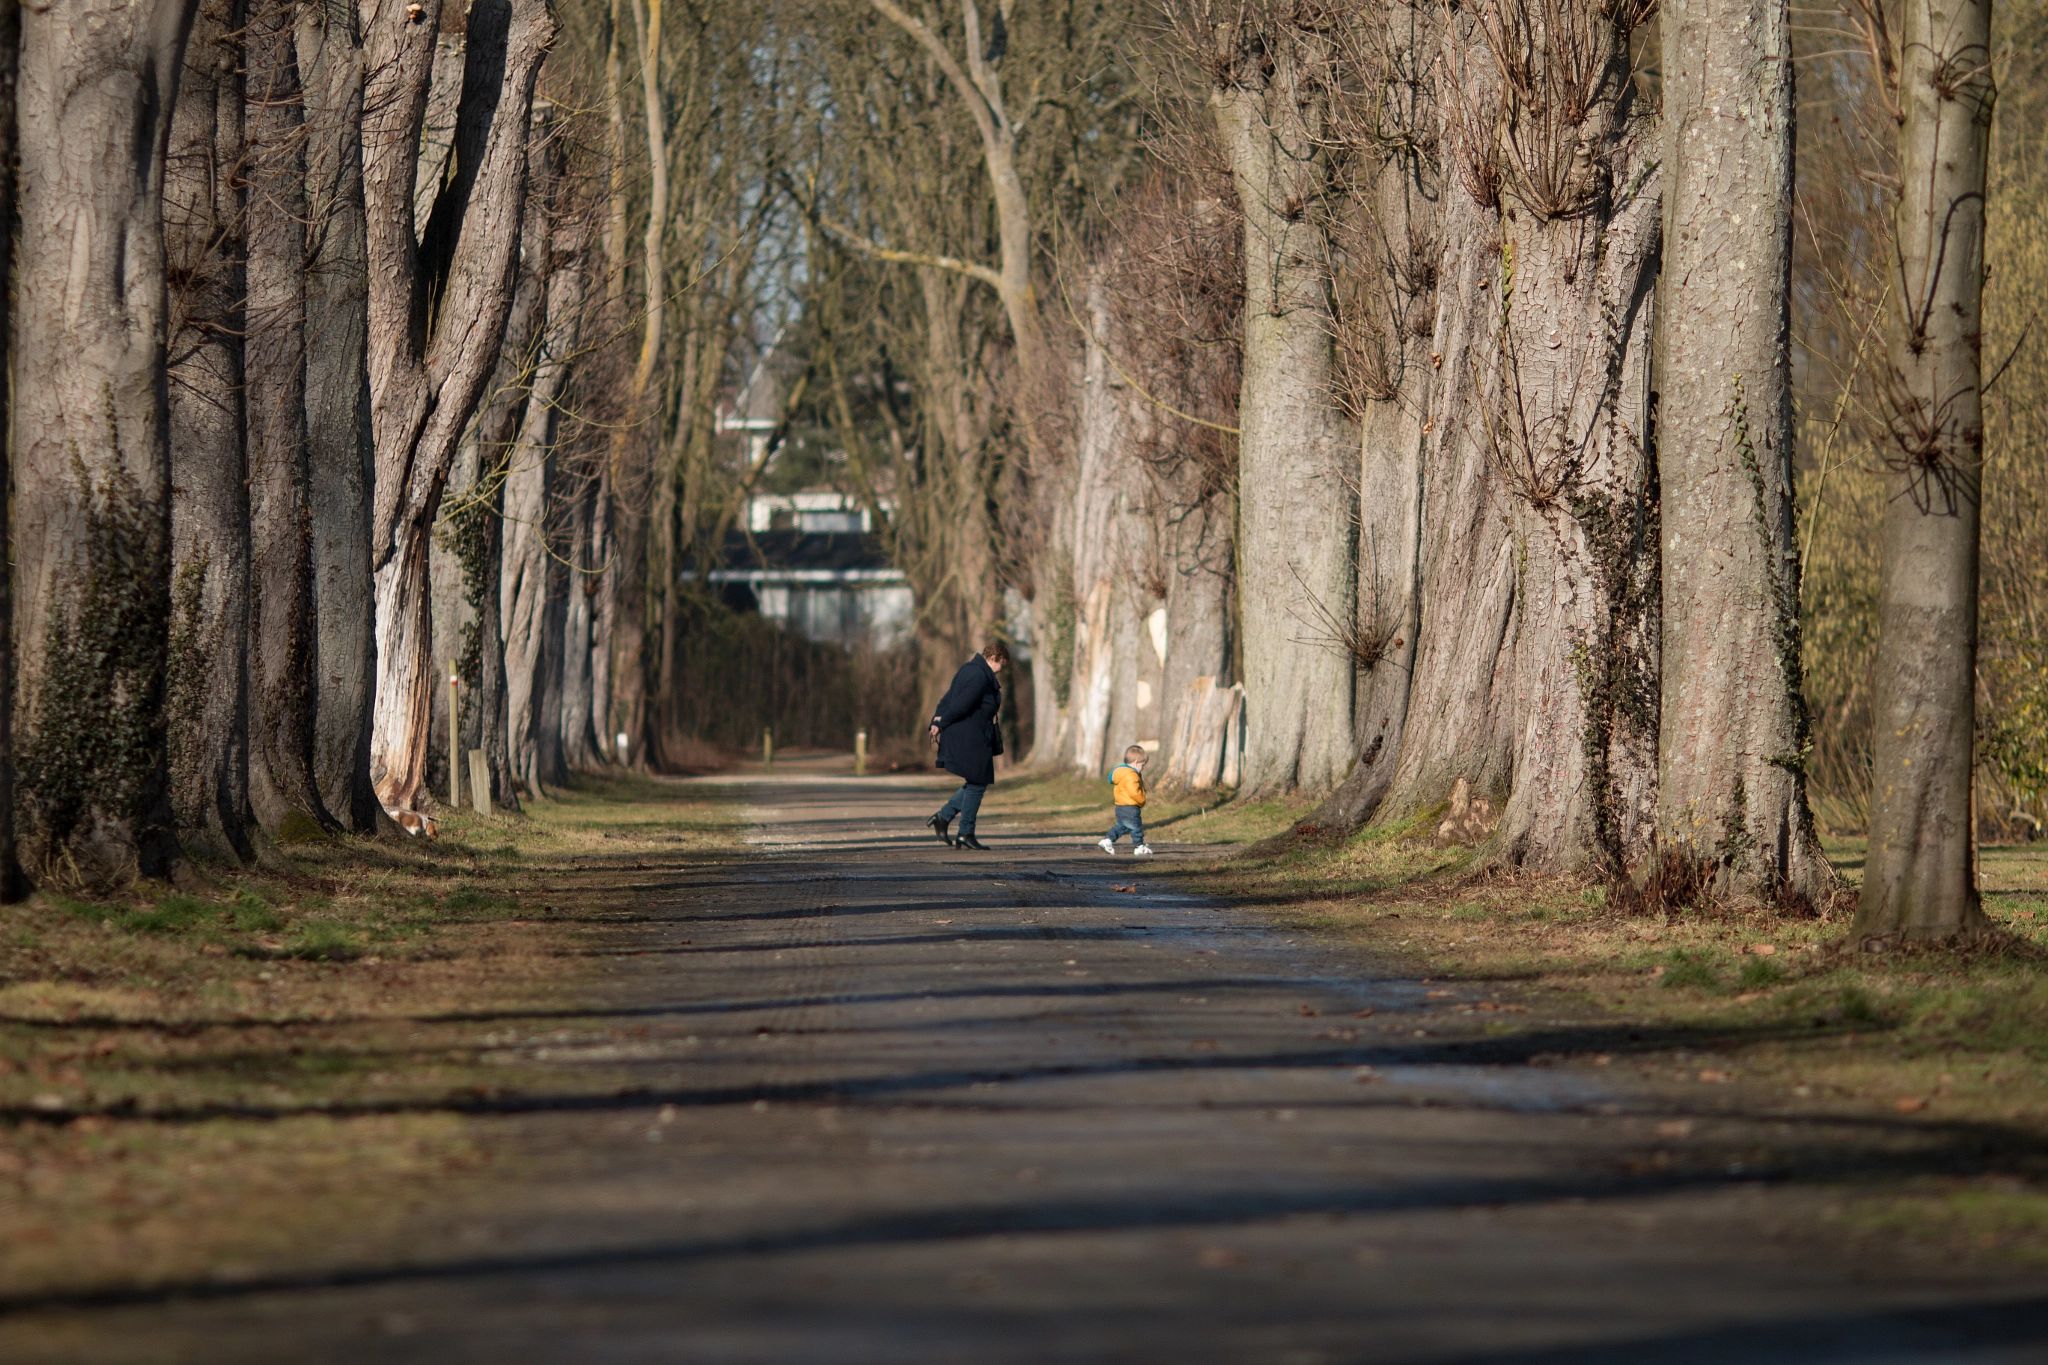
[1098,745,1153,857]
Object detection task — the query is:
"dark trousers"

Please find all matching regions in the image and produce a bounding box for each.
[936,782,987,838]
[1106,804,1144,846]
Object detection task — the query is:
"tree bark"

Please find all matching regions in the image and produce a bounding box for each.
[1853,0,1995,941]
[245,0,330,835]
[164,0,253,864]
[13,0,198,891]
[1305,13,1439,834]
[1655,0,1832,904]
[559,478,603,769]
[1373,181,1519,827]
[1374,2,1662,876]
[362,0,555,815]
[0,1,18,896]
[504,194,585,797]
[1211,32,1360,796]
[299,0,379,832]
[455,235,544,810]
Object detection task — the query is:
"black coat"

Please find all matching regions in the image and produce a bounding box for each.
[931,655,1002,787]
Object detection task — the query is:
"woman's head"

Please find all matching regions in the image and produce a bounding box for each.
[981,641,1010,671]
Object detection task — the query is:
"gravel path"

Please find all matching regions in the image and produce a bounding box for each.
[11,762,2045,1362]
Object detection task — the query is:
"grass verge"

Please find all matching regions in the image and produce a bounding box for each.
[1159,802,2048,1266]
[0,774,744,1299]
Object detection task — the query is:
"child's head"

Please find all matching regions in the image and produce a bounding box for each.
[1124,744,1148,768]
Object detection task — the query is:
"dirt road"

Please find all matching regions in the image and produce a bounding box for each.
[10,763,2045,1362]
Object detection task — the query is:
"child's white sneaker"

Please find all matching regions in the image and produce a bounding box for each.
[1097,838,1116,855]
[1133,844,1154,857]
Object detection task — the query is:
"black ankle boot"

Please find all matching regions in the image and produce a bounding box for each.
[957,834,988,850]
[926,813,954,846]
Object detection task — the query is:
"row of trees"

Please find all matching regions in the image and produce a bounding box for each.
[0,0,2011,948]
[782,0,2000,944]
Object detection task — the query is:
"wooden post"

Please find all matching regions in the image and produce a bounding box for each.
[448,663,462,809]
[855,729,867,776]
[469,747,489,815]
[763,727,773,771]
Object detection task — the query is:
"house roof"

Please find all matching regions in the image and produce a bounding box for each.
[687,530,906,584]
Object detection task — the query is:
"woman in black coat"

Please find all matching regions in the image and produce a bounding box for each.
[926,641,1007,850]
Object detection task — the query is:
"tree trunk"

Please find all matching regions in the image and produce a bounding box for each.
[560,479,603,770]
[299,0,379,832]
[430,429,481,804]
[1374,3,1662,876]
[1211,38,1360,796]
[1156,493,1234,788]
[1373,181,1519,827]
[0,0,19,896]
[504,207,585,797]
[362,0,555,815]
[1853,0,1995,941]
[164,0,252,864]
[457,236,545,811]
[13,0,198,891]
[1655,0,1833,905]
[1306,18,1439,834]
[245,0,329,836]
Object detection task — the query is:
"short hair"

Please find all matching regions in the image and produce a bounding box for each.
[1125,744,1148,762]
[981,640,1011,665]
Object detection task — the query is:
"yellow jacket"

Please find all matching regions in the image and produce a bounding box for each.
[1111,763,1146,807]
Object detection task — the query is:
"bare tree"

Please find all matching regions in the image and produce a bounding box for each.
[1853,0,1996,940]
[1199,7,1360,795]
[1371,0,1662,874]
[245,0,331,835]
[13,0,199,890]
[505,131,590,797]
[164,0,254,864]
[361,0,557,816]
[1654,0,1835,904]
[299,0,381,832]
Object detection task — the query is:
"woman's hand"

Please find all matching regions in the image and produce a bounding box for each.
[928,721,941,740]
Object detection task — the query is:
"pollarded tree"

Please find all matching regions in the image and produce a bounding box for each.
[361,0,557,816]
[13,0,200,890]
[1199,4,1362,796]
[1655,0,1836,907]
[1852,0,1996,941]
[1373,0,1663,873]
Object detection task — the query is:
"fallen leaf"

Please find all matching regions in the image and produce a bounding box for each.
[1698,1069,1732,1083]
[1895,1095,1930,1114]
[1425,989,1455,999]
[932,918,954,925]
[1734,991,1764,1003]
[1648,965,1666,978]
[1190,1039,1220,1050]
[1748,943,1777,956]
[1354,1008,1376,1018]
[1113,884,1138,893]
[1196,1246,1246,1269]
[1353,1066,1383,1083]
[1298,1005,1320,1017]
[1592,1054,1613,1066]
[1654,1119,1694,1139]
[1318,1028,1360,1042]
